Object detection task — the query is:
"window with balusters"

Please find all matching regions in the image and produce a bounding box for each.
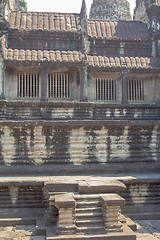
[17,73,40,98]
[128,79,144,102]
[96,78,117,101]
[48,73,70,99]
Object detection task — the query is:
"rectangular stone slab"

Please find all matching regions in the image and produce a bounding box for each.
[79,180,126,194]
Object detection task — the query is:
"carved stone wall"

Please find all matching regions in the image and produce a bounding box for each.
[89,0,132,20]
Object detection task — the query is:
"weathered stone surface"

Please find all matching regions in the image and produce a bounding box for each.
[0,123,159,173]
[79,180,126,194]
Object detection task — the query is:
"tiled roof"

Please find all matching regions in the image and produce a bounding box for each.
[4,49,84,63]
[8,12,150,41]
[87,20,150,40]
[4,48,160,69]
[87,56,160,69]
[8,12,81,32]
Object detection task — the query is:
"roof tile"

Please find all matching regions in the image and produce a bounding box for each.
[13,49,19,61]
[25,49,31,61]
[31,50,37,61]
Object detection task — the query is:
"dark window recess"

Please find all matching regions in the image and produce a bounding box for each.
[96,79,116,101]
[128,79,144,102]
[48,73,70,99]
[17,73,40,98]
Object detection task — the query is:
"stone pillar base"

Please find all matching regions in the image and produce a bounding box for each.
[101,194,125,233]
[55,193,76,236]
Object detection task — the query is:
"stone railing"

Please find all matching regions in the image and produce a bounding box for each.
[0,101,160,120]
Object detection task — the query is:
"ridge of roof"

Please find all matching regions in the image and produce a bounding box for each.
[10,11,80,15]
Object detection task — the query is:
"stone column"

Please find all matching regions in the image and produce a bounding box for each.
[121,69,129,104]
[80,65,88,101]
[101,194,125,233]
[55,193,76,235]
[41,63,48,102]
[0,56,4,99]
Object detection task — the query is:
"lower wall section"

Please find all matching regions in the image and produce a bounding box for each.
[0,120,160,174]
[121,178,160,219]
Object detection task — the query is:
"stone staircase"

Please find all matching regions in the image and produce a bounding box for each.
[74,194,105,235]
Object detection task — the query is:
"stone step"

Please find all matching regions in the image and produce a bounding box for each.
[76,226,105,234]
[74,194,100,200]
[75,212,102,220]
[48,192,67,197]
[46,225,136,240]
[75,199,100,204]
[76,219,104,227]
[76,201,101,208]
[75,207,102,214]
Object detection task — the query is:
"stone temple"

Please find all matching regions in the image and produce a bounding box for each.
[89,0,132,20]
[0,0,160,239]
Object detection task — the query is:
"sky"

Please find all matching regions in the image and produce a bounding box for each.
[26,0,136,17]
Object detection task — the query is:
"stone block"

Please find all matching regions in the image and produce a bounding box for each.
[55,193,75,208]
[79,180,126,194]
[101,194,125,207]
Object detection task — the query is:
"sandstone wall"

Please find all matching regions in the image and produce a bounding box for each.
[0,120,159,174]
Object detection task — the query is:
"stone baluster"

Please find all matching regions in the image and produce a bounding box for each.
[55,193,76,235]
[101,194,125,233]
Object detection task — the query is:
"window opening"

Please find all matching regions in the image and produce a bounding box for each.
[96,78,116,101]
[48,73,69,99]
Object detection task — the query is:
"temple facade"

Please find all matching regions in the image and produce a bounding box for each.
[0,0,159,239]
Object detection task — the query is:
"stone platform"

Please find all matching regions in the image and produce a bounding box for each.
[0,219,160,240]
[0,175,159,240]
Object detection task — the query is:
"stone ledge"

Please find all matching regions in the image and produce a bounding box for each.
[0,162,160,175]
[78,180,126,194]
[1,100,160,108]
[46,224,136,240]
[0,119,160,127]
